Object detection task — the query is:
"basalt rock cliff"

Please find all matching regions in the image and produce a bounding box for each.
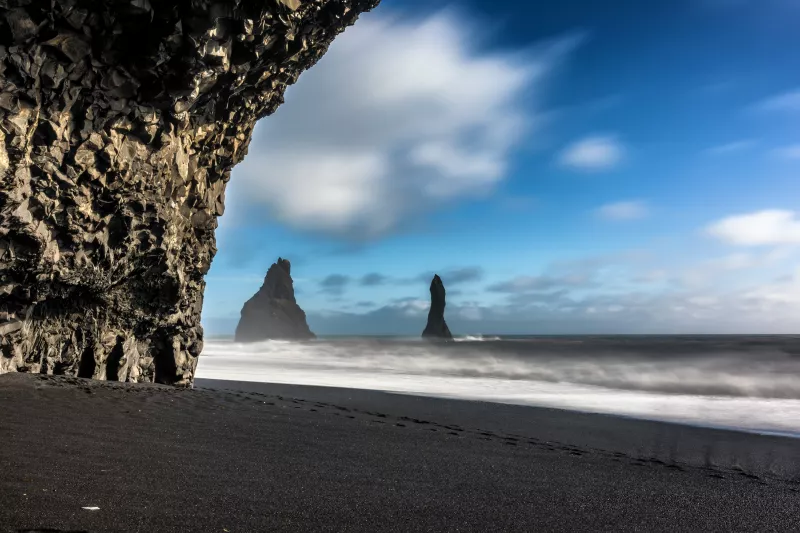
[234,257,314,342]
[0,0,379,385]
[421,274,453,341]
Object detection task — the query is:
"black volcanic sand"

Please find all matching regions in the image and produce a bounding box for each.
[1,375,799,532]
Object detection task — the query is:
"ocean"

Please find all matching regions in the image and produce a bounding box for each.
[196,335,800,438]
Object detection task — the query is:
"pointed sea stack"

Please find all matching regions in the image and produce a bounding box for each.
[422,275,453,341]
[235,258,315,342]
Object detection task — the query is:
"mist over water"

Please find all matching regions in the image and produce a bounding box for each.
[197,335,800,437]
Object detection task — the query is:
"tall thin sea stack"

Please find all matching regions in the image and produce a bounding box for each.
[0,0,380,385]
[422,274,453,341]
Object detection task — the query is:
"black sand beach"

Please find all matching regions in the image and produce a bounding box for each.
[2,374,799,532]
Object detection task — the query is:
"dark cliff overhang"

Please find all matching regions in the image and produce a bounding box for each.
[0,0,380,385]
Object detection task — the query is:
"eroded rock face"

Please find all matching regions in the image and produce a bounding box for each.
[0,0,379,385]
[422,274,453,341]
[234,257,314,342]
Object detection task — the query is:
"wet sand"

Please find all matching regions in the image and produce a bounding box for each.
[1,373,799,532]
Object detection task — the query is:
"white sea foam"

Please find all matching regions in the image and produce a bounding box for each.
[196,338,800,437]
[454,335,503,342]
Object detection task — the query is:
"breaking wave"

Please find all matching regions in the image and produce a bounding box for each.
[454,335,503,342]
[197,335,800,436]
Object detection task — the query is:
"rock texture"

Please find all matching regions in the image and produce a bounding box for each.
[0,0,378,385]
[235,257,314,342]
[421,274,453,341]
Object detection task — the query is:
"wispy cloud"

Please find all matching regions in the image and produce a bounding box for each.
[486,251,646,295]
[497,195,538,212]
[558,135,624,171]
[359,273,388,286]
[756,89,800,112]
[319,274,351,295]
[706,139,756,155]
[411,267,484,286]
[487,274,594,293]
[706,210,800,246]
[340,267,487,290]
[595,201,649,221]
[387,297,431,317]
[770,144,800,159]
[633,270,670,284]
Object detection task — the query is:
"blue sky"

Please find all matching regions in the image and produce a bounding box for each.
[203,0,800,336]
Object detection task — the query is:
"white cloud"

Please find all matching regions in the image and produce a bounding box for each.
[487,274,593,293]
[225,10,581,238]
[743,268,800,306]
[706,139,756,155]
[458,306,483,321]
[388,298,430,317]
[678,253,759,288]
[757,89,800,112]
[633,269,669,284]
[706,210,800,246]
[656,246,797,290]
[771,144,800,159]
[558,135,624,171]
[498,195,538,212]
[596,200,648,221]
[705,252,756,271]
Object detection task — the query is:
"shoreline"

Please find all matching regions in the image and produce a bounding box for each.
[199,377,800,439]
[196,370,800,438]
[386,389,800,440]
[196,378,800,482]
[2,373,799,532]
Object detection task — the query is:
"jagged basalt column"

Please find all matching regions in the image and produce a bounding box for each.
[235,257,315,342]
[0,0,379,385]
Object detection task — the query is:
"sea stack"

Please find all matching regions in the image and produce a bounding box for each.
[422,275,453,341]
[0,0,378,386]
[235,258,315,342]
